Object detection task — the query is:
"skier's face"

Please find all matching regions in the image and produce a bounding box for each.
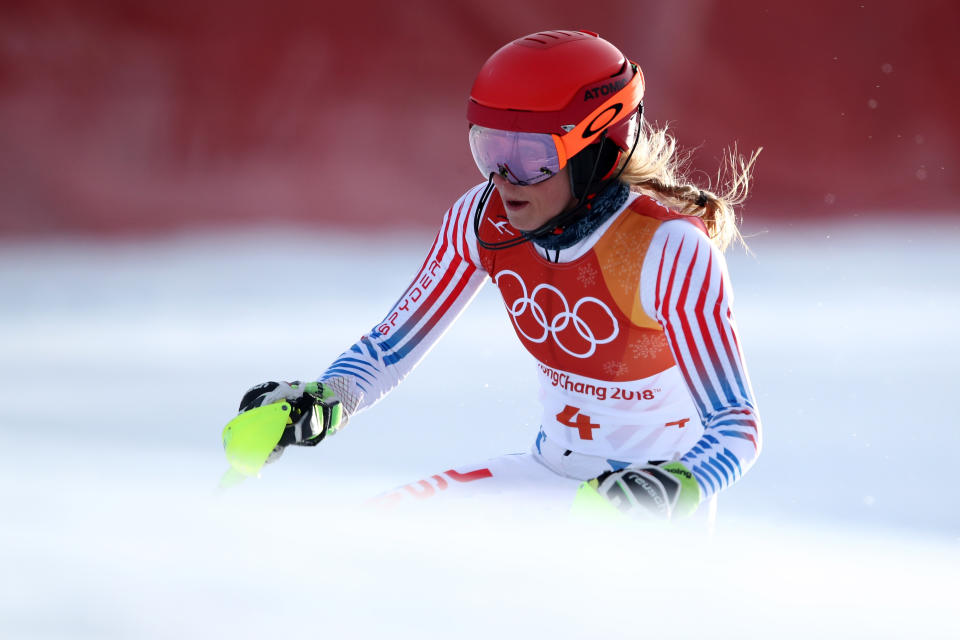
[492,166,577,232]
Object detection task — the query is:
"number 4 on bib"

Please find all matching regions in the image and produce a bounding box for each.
[557,405,600,440]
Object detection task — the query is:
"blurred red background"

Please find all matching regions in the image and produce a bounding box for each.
[1,0,957,235]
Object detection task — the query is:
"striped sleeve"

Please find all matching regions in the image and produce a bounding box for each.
[640,220,762,500]
[319,184,489,423]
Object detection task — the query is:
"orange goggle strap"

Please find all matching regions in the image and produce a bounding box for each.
[553,68,644,168]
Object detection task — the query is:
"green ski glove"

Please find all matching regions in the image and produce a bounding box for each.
[572,462,701,521]
[237,380,343,446]
[223,380,343,475]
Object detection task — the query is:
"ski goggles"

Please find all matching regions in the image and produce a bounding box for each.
[467,65,644,186]
[468,126,564,186]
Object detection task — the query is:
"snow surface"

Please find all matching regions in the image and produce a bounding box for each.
[1,220,958,638]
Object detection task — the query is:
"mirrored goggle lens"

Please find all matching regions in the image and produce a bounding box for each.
[468,126,561,186]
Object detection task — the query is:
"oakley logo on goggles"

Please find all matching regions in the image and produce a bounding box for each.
[468,67,644,186]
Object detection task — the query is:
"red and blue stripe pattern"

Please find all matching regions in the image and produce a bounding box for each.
[321,184,488,409]
[651,221,762,498]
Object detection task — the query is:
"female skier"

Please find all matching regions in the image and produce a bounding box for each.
[235,30,762,522]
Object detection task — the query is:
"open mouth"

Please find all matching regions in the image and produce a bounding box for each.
[505,199,529,209]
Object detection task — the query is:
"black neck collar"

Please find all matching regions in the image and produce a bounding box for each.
[528,181,630,252]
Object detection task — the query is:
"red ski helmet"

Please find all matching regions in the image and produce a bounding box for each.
[467,30,644,172]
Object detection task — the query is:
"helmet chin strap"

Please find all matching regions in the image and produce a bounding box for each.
[474,174,534,251]
[474,106,642,251]
[520,133,611,240]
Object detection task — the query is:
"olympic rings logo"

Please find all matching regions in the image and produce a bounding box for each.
[495,270,619,358]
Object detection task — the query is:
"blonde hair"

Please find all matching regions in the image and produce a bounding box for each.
[618,121,761,251]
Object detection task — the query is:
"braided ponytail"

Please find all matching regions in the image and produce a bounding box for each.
[618,121,761,251]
